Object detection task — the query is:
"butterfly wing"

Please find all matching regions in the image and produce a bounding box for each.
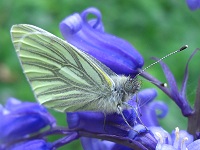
[11,24,115,112]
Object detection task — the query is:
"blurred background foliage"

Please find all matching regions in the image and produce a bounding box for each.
[0,0,200,149]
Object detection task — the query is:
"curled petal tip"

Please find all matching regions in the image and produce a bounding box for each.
[59,7,144,76]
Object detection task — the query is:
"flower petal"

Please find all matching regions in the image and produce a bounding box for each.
[156,144,177,150]
[81,137,115,150]
[129,125,157,150]
[187,139,200,150]
[66,110,137,137]
[59,7,144,76]
[0,98,56,144]
[149,126,172,145]
[128,124,147,139]
[141,101,168,127]
[181,48,199,96]
[67,111,105,133]
[152,59,179,96]
[129,88,157,106]
[129,88,167,127]
[155,59,193,116]
[171,129,193,147]
[7,139,51,150]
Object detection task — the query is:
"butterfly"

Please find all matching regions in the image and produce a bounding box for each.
[10,24,141,119]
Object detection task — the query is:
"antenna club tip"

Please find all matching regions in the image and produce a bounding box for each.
[180,45,188,51]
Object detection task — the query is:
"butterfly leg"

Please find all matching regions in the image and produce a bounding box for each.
[103,112,108,133]
[122,102,148,130]
[117,104,138,133]
[135,93,142,117]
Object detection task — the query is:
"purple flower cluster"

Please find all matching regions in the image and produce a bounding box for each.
[0,98,55,149]
[2,7,200,150]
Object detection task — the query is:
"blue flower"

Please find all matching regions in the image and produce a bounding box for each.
[130,88,168,127]
[80,124,157,150]
[149,126,199,150]
[67,89,160,149]
[186,0,200,11]
[7,139,51,150]
[81,138,115,150]
[0,98,56,149]
[59,7,144,76]
[80,123,156,150]
[67,110,136,137]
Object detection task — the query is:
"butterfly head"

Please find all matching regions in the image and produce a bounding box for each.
[124,77,142,95]
[110,76,141,104]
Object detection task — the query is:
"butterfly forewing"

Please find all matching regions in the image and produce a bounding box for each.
[11,24,114,112]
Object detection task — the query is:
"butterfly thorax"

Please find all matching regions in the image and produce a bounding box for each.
[105,75,141,113]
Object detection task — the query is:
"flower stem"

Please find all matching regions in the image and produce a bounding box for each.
[78,130,149,150]
[187,77,200,139]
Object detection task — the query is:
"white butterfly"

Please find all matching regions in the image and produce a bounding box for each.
[11,24,141,117]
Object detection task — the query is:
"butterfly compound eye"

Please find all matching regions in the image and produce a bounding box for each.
[124,80,133,93]
[124,78,141,93]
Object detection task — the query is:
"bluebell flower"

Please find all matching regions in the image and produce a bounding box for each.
[59,7,144,76]
[0,97,56,149]
[186,0,200,10]
[66,89,164,149]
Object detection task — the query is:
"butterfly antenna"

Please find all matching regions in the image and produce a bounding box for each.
[135,45,188,86]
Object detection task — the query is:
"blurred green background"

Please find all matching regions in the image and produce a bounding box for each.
[0,0,200,149]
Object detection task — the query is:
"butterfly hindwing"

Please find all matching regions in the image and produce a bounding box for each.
[11,24,114,112]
